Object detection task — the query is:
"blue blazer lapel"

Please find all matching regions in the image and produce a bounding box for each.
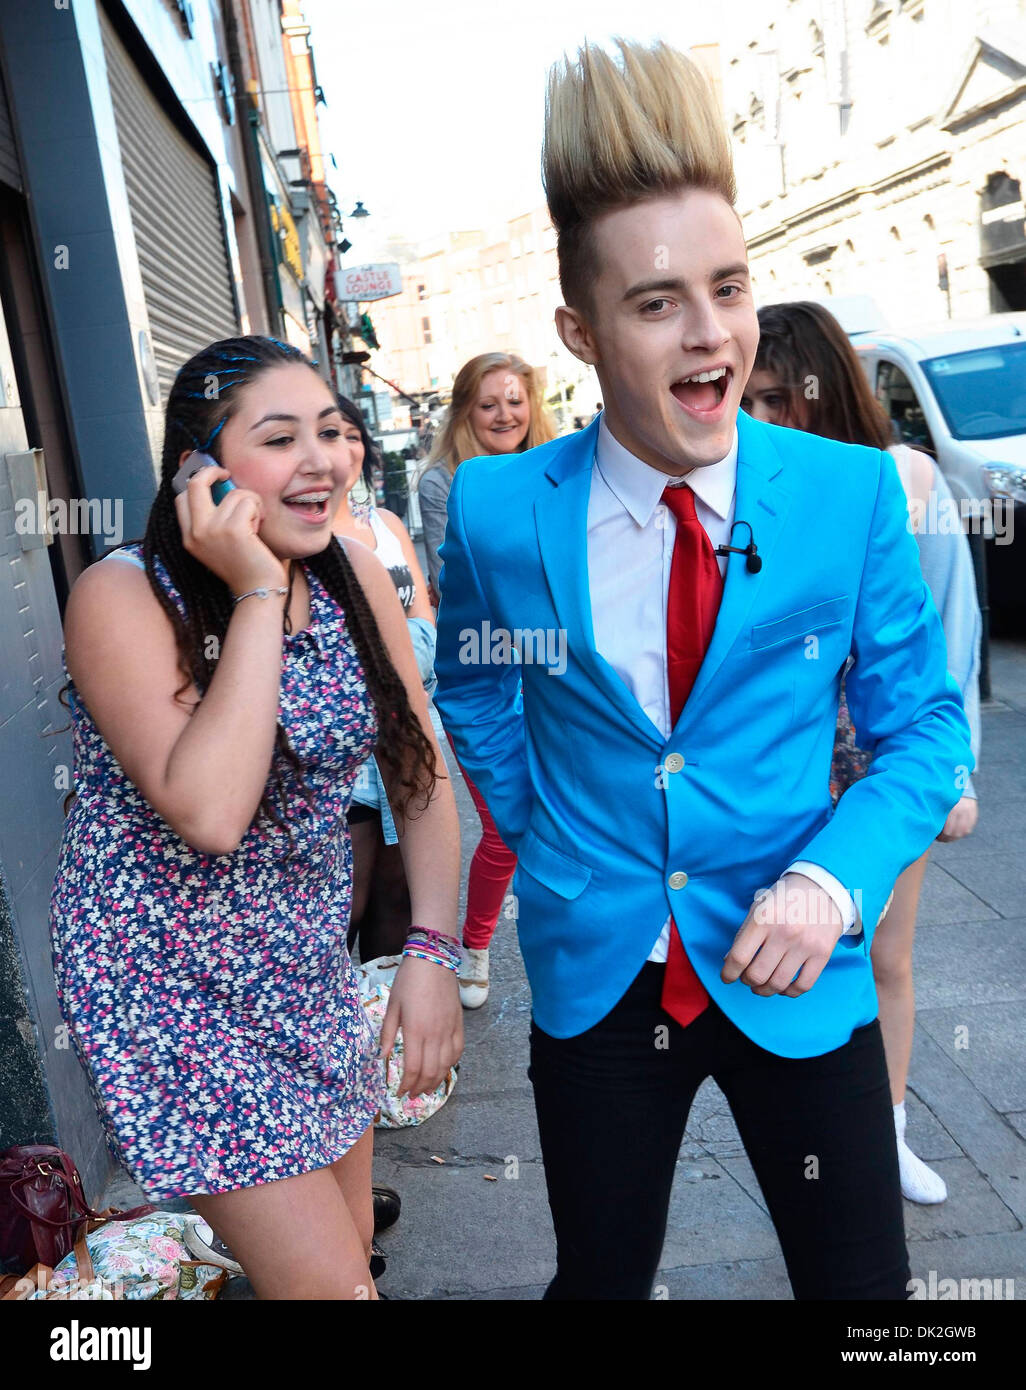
[674,412,795,734]
[534,419,663,748]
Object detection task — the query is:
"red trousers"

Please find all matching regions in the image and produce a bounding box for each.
[448,736,518,950]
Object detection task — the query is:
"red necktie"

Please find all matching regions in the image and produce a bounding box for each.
[659,484,723,1028]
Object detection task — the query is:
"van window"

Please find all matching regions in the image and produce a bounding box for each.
[876,361,936,453]
[921,342,1026,440]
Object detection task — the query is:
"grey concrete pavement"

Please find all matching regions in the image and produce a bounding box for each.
[102,635,1026,1300]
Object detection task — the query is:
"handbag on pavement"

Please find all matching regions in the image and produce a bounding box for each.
[2,1211,229,1301]
[0,1142,153,1273]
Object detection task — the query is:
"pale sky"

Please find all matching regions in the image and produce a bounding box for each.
[303,1,720,254]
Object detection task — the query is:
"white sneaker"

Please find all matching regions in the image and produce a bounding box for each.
[458,946,489,1009]
[182,1216,244,1274]
[894,1101,947,1204]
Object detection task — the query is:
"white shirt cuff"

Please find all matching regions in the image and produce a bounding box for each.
[785,861,860,934]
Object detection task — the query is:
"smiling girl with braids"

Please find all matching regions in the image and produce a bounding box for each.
[49,335,462,1300]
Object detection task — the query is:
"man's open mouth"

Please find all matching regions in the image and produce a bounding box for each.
[670,365,731,414]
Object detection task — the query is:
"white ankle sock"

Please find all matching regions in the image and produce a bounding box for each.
[893,1101,947,1204]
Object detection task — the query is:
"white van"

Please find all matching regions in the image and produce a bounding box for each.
[849,314,1026,616]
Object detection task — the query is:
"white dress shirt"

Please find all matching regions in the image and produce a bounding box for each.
[587,417,858,962]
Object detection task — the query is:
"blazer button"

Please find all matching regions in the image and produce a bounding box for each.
[664,752,685,773]
[668,871,689,890]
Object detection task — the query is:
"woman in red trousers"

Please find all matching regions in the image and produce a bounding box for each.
[417,352,557,1006]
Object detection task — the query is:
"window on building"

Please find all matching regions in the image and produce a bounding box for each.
[511,238,521,257]
[422,316,432,344]
[417,283,427,301]
[876,360,935,452]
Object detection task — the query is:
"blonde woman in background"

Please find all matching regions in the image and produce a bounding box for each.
[418,352,557,1007]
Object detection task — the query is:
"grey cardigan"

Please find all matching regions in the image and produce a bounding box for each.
[894,447,982,799]
[417,462,453,594]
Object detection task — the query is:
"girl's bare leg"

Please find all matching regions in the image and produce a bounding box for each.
[189,1127,377,1299]
[871,849,931,1104]
[871,848,946,1202]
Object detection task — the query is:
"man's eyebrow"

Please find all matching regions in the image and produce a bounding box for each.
[249,405,341,432]
[622,265,751,301]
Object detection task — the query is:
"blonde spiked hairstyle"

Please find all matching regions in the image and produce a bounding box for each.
[542,38,737,314]
[422,351,557,478]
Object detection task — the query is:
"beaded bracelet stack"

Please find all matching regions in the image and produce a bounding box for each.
[402,927,461,974]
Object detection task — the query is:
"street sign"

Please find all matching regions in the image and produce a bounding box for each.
[335,263,403,302]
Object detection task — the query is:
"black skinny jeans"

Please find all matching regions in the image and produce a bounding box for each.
[528,962,910,1300]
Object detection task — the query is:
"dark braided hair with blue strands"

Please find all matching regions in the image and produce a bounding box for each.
[143,334,440,843]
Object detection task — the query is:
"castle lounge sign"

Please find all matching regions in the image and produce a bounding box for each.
[335,263,403,302]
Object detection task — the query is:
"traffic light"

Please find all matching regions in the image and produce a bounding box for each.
[359,312,380,350]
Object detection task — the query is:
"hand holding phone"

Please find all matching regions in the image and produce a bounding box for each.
[172,451,286,594]
[172,451,237,505]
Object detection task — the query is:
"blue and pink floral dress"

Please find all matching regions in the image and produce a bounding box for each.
[49,544,385,1200]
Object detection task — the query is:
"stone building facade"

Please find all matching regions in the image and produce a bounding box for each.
[722,0,1026,323]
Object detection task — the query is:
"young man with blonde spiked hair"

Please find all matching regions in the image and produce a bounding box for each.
[434,39,973,1300]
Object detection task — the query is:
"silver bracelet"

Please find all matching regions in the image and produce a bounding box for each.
[232,585,288,606]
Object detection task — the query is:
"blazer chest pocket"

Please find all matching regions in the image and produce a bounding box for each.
[749,595,849,651]
[517,829,592,901]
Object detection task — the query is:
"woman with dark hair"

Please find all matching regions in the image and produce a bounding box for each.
[742,301,981,1205]
[49,336,462,1298]
[331,395,435,961]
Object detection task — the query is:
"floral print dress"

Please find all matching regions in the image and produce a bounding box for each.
[49,545,385,1200]
[829,673,873,805]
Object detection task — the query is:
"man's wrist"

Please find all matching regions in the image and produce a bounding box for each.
[784,861,858,934]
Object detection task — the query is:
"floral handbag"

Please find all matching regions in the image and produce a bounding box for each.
[6,1213,228,1301]
[355,955,458,1128]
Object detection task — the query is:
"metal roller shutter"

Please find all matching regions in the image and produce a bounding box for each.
[0,67,23,192]
[99,10,238,402]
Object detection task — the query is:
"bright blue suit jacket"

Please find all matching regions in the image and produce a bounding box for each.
[433,412,974,1054]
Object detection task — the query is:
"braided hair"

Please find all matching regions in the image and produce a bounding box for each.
[142,334,440,841]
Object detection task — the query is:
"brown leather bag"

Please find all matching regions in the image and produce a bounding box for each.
[0,1143,153,1273]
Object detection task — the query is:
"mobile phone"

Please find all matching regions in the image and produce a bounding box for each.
[171,450,237,505]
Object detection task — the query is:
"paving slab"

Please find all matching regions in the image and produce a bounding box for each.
[656,1256,792,1300]
[900,1088,965,1162]
[662,1155,781,1266]
[932,795,1026,864]
[370,1159,556,1299]
[907,1026,1026,1225]
[900,1158,1021,1242]
[910,919,1026,1009]
[375,1087,542,1166]
[907,1230,1026,1299]
[917,1002,1026,1114]
[935,853,1026,920]
[914,862,999,927]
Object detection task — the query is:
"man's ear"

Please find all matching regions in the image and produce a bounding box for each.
[555,304,600,368]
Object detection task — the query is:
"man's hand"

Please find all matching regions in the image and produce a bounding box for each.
[936,795,978,843]
[721,872,845,999]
